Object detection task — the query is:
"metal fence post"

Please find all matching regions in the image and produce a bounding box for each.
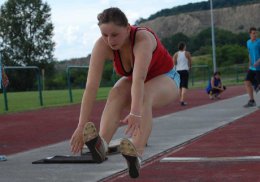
[3,66,43,110]
[66,66,89,103]
[236,65,239,83]
[36,68,43,106]
[191,68,194,86]
[3,85,8,111]
[67,67,73,103]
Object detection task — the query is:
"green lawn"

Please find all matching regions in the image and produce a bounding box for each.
[0,87,111,114]
[0,79,244,114]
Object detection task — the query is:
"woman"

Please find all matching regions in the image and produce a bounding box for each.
[206,71,226,99]
[70,7,179,178]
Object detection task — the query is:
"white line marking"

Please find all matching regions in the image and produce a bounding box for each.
[161,156,260,162]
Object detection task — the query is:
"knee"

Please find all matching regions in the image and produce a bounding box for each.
[107,86,129,102]
[107,87,120,101]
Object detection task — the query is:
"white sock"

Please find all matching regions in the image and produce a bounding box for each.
[137,156,142,165]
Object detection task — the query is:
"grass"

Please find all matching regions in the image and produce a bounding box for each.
[0,87,112,114]
[1,53,248,114]
[0,78,244,114]
[192,54,211,65]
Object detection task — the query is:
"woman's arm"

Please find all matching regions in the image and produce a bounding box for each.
[77,39,109,129]
[131,30,155,115]
[70,38,112,153]
[210,77,215,89]
[123,30,156,136]
[211,77,222,90]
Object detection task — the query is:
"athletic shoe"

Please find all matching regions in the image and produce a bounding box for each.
[180,101,187,106]
[214,94,221,99]
[255,85,260,94]
[243,100,256,108]
[0,155,7,161]
[83,122,107,163]
[120,138,141,178]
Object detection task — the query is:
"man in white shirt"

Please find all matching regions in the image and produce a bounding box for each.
[172,42,192,106]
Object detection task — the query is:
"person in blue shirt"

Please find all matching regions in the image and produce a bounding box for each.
[244,27,260,107]
[206,71,226,99]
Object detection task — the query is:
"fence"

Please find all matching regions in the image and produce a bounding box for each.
[189,64,247,87]
[1,64,248,112]
[66,65,89,103]
[2,66,43,111]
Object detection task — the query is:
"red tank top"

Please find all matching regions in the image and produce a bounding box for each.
[113,26,173,82]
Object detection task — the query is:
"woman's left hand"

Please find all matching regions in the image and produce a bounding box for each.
[120,113,142,137]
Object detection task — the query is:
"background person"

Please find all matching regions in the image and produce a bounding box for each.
[206,71,226,99]
[244,27,260,107]
[70,7,180,178]
[0,65,9,89]
[0,55,9,162]
[172,42,192,106]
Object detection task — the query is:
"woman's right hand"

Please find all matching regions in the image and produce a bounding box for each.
[70,127,84,154]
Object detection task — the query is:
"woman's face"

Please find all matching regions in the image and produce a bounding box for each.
[99,22,130,50]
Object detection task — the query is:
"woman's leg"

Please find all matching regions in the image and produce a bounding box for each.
[132,75,179,155]
[99,77,131,144]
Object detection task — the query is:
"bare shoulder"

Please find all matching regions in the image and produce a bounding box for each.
[135,29,156,51]
[173,52,178,57]
[136,29,155,41]
[92,37,114,60]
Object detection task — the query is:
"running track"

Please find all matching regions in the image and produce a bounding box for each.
[2,85,260,181]
[0,85,245,155]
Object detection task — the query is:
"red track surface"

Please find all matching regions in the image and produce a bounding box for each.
[0,85,245,155]
[111,108,260,182]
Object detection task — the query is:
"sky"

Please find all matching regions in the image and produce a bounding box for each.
[0,0,205,61]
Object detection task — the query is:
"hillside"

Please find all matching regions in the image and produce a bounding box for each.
[140,3,260,39]
[140,0,260,23]
[59,3,260,65]
[55,55,90,70]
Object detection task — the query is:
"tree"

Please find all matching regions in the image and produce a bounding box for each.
[0,0,54,66]
[0,0,55,91]
[216,44,248,67]
[161,33,189,55]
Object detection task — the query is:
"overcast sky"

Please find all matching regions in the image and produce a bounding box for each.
[0,0,205,61]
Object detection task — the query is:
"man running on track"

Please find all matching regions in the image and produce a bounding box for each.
[70,7,180,178]
[244,27,260,107]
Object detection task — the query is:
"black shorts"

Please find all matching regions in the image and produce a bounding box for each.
[245,70,260,86]
[177,70,189,89]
